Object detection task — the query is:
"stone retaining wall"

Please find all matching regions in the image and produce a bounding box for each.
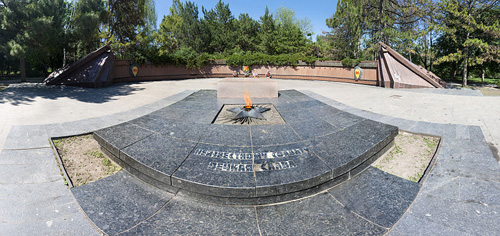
[112,60,378,86]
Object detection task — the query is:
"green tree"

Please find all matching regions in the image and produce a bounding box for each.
[1,0,29,81]
[157,0,182,54]
[434,0,500,86]
[235,13,260,52]
[326,0,364,59]
[202,0,235,53]
[68,0,107,61]
[1,0,67,79]
[259,6,276,54]
[171,1,204,52]
[274,7,309,54]
[106,0,156,43]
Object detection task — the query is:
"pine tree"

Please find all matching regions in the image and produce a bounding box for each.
[326,0,364,59]
[435,0,500,86]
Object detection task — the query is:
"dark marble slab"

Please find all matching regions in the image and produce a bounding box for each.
[146,107,190,121]
[171,144,256,197]
[129,114,209,141]
[280,90,316,102]
[71,171,173,235]
[307,129,365,176]
[168,97,221,111]
[100,146,180,193]
[329,167,420,228]
[320,111,365,130]
[93,122,153,156]
[92,89,398,200]
[179,108,220,124]
[253,143,332,196]
[199,124,251,147]
[256,192,387,235]
[277,108,319,123]
[348,119,398,151]
[118,197,259,235]
[250,124,301,146]
[120,134,197,180]
[288,117,338,140]
[295,99,328,109]
[175,171,349,206]
[308,119,397,177]
[271,95,299,111]
[279,89,308,97]
[307,103,343,119]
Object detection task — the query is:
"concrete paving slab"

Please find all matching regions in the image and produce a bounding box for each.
[71,171,174,235]
[118,197,260,235]
[329,167,420,228]
[0,79,499,235]
[256,192,387,235]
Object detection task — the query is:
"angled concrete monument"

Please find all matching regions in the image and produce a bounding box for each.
[44,44,115,88]
[378,42,446,89]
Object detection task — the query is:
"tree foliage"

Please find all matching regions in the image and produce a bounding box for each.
[326,0,500,84]
[434,0,500,85]
[1,0,498,83]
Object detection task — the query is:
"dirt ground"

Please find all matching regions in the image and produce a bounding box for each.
[478,87,500,96]
[53,134,121,187]
[372,131,439,182]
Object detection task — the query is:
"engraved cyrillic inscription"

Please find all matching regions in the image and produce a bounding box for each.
[207,162,253,172]
[208,160,297,172]
[194,147,311,160]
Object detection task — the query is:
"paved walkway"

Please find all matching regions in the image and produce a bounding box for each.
[1,79,498,159]
[0,78,499,235]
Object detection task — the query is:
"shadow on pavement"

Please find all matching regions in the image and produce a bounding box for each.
[0,82,145,106]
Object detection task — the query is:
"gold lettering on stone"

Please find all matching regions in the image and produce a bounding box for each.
[195,147,311,160]
[208,161,297,172]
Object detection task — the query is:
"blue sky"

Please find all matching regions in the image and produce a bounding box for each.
[154,0,338,38]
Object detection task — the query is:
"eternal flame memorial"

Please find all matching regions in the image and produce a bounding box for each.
[0,42,498,235]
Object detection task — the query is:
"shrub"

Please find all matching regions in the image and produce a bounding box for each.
[341,58,363,67]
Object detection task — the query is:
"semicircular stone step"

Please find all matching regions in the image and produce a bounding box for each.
[93,90,398,199]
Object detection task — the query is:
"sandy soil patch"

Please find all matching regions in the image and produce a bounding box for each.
[53,134,121,187]
[372,131,439,182]
[478,87,500,96]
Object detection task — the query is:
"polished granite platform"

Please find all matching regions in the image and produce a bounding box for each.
[93,90,398,202]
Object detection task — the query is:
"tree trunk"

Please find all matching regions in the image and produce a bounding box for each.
[462,0,474,87]
[430,13,434,72]
[481,66,485,83]
[380,0,386,43]
[20,57,26,82]
[463,31,470,87]
[462,57,468,87]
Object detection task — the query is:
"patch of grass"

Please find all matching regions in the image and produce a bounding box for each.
[393,143,404,155]
[84,150,105,159]
[408,172,423,182]
[468,77,500,85]
[52,134,121,187]
[423,137,438,155]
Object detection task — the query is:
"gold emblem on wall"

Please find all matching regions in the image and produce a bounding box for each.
[354,66,363,81]
[130,64,139,77]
